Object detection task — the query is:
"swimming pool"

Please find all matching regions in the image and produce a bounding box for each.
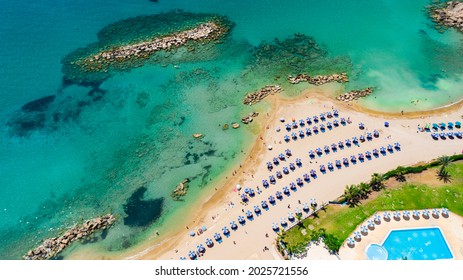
[381,227,453,260]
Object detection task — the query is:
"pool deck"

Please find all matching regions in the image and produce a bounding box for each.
[338,210,463,260]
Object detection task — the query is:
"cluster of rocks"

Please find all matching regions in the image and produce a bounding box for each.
[288,73,348,85]
[82,21,226,71]
[243,85,282,105]
[171,178,189,200]
[24,214,116,260]
[241,111,259,124]
[430,1,463,32]
[336,87,373,102]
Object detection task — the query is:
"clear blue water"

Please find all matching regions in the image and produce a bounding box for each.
[1,0,463,259]
[382,228,453,260]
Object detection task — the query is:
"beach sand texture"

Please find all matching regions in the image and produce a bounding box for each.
[122,89,463,260]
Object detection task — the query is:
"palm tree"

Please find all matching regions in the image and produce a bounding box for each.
[370,173,385,191]
[395,166,406,182]
[437,170,452,183]
[295,213,304,228]
[358,182,371,199]
[342,184,360,207]
[437,155,453,176]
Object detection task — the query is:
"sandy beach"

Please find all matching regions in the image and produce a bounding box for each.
[128,87,463,260]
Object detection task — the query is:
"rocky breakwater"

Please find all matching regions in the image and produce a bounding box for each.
[24,214,116,260]
[288,73,348,85]
[430,1,463,32]
[336,87,373,102]
[82,21,227,72]
[243,85,282,105]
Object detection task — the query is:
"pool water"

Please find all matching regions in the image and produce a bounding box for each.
[382,228,453,260]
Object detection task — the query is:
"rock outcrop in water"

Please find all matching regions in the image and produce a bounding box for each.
[243,85,282,105]
[24,214,116,260]
[336,87,373,102]
[288,73,349,85]
[430,1,463,32]
[241,111,259,124]
[171,178,190,200]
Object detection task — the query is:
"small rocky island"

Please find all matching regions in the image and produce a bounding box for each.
[336,87,373,102]
[171,179,190,200]
[24,214,116,260]
[243,85,282,105]
[288,73,349,85]
[430,1,463,32]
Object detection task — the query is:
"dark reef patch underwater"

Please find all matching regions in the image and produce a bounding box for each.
[123,187,164,228]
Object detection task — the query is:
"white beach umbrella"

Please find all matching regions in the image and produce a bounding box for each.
[236,184,241,191]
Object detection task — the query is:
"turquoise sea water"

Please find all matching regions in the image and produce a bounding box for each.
[1,0,463,259]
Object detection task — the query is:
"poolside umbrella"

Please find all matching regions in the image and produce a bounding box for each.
[246,210,253,219]
[333,120,339,126]
[335,160,341,167]
[214,233,222,241]
[412,210,420,218]
[241,194,248,202]
[327,162,334,170]
[333,109,339,116]
[276,191,283,199]
[295,207,302,215]
[360,225,368,234]
[268,196,276,204]
[367,220,375,228]
[197,244,205,253]
[319,165,326,172]
[291,132,297,139]
[456,121,461,128]
[262,179,269,187]
[359,123,365,129]
[359,135,365,142]
[290,182,297,190]
[338,141,344,148]
[283,186,290,194]
[403,210,410,218]
[350,155,356,162]
[373,130,379,137]
[230,221,238,230]
[324,145,330,152]
[432,208,440,217]
[261,200,268,208]
[422,209,430,217]
[442,208,449,216]
[305,128,312,135]
[383,212,391,220]
[310,169,317,177]
[299,119,305,126]
[308,150,315,157]
[283,167,289,174]
[280,218,287,226]
[303,173,310,182]
[347,237,355,246]
[373,214,381,223]
[313,126,319,132]
[285,124,291,131]
[296,178,303,186]
[354,231,361,240]
[205,238,213,247]
[302,203,309,211]
[279,153,285,160]
[288,212,294,220]
[284,135,290,142]
[306,117,312,124]
[254,206,261,214]
[189,251,197,259]
[292,121,298,128]
[269,175,276,183]
[267,162,273,170]
[272,223,279,231]
[285,149,292,156]
[295,158,302,166]
[276,171,283,178]
[393,211,401,219]
[289,163,295,170]
[238,216,245,224]
[387,144,393,151]
[222,227,230,235]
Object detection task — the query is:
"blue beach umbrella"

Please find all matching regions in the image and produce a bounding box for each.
[306,117,312,125]
[327,122,332,129]
[214,233,222,241]
[299,119,305,126]
[291,132,297,140]
[273,157,279,164]
[197,244,205,253]
[333,109,339,116]
[360,225,368,233]
[340,117,346,124]
[280,218,287,226]
[262,179,269,187]
[373,214,381,223]
[254,206,261,214]
[384,121,389,127]
[326,111,333,118]
[279,153,285,160]
[316,147,322,154]
[288,212,294,221]
[290,182,297,190]
[299,130,304,137]
[359,135,365,142]
[432,208,440,217]
[313,126,319,132]
[345,139,351,145]
[292,121,298,128]
[285,124,291,131]
[310,198,317,206]
[331,143,337,150]
[393,211,400,219]
[296,177,303,186]
[308,150,315,157]
[205,238,213,247]
[295,207,302,215]
[230,221,238,230]
[295,158,302,166]
[439,132,446,138]
[442,208,449,216]
[249,189,255,196]
[313,115,319,122]
[447,132,454,137]
[261,200,268,208]
[455,121,461,128]
[284,135,290,142]
[422,209,430,217]
[448,122,454,128]
[282,167,289,174]
[283,186,290,194]
[222,227,230,235]
[394,142,401,149]
[352,136,358,143]
[387,144,393,151]
[275,191,283,199]
[310,169,317,177]
[350,155,356,162]
[246,210,253,218]
[319,165,326,172]
[289,162,295,170]
[333,119,339,126]
[456,131,463,138]
[372,149,379,155]
[320,113,325,119]
[268,196,276,204]
[367,220,375,228]
[380,147,386,153]
[244,188,250,194]
[327,162,333,170]
[358,153,364,160]
[276,171,282,178]
[302,203,309,211]
[320,124,326,130]
[189,251,197,259]
[335,160,341,167]
[373,130,379,137]
[285,149,292,156]
[343,158,349,165]
[324,145,330,152]
[354,231,361,240]
[241,194,248,202]
[272,223,279,231]
[358,123,365,129]
[267,162,273,170]
[303,173,310,182]
[269,175,276,183]
[403,210,410,218]
[347,237,355,246]
[305,128,312,136]
[238,216,245,224]
[366,133,372,140]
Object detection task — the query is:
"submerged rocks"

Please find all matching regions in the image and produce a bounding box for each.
[243,85,282,105]
[288,73,348,85]
[336,87,373,102]
[171,178,190,200]
[24,214,116,260]
[241,111,259,124]
[192,133,204,139]
[430,1,463,32]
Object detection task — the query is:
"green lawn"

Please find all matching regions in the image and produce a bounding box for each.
[281,161,463,254]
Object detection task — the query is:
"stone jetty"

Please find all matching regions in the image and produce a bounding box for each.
[241,112,259,124]
[243,85,282,105]
[24,214,116,260]
[430,1,463,32]
[336,87,373,102]
[82,21,227,71]
[288,73,349,85]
